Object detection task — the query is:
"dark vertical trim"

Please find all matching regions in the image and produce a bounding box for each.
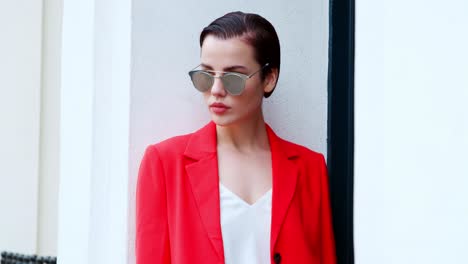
[327,0,355,263]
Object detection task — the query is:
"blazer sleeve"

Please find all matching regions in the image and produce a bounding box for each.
[318,154,337,264]
[136,145,171,263]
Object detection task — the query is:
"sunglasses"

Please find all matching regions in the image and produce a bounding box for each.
[188,63,269,96]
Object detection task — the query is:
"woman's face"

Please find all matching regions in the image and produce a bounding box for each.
[200,35,275,127]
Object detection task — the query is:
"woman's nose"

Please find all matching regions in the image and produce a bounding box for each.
[210,77,227,97]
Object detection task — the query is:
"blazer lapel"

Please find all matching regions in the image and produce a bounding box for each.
[183,122,299,259]
[266,125,300,251]
[184,122,224,261]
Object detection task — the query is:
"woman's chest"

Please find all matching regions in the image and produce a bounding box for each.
[217,150,272,205]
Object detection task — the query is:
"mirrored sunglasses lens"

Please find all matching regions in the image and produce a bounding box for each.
[222,74,244,95]
[190,71,213,92]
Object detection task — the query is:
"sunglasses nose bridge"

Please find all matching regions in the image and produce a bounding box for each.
[210,75,227,95]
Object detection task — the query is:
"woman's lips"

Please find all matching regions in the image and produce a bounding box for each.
[210,103,230,114]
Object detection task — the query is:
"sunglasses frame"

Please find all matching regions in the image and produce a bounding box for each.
[188,63,269,96]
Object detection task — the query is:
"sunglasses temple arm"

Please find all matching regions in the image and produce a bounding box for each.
[248,63,270,78]
[190,64,201,71]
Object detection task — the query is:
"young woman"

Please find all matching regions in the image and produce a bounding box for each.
[136,11,336,264]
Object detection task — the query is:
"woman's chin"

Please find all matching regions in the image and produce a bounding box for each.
[211,117,230,127]
[210,114,236,127]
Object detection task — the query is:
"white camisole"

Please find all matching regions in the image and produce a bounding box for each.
[219,183,273,264]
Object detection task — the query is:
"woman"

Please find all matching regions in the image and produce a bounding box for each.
[136,11,336,264]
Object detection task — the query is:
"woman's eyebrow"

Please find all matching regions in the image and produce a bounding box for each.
[224,65,248,72]
[200,63,213,70]
[200,63,248,72]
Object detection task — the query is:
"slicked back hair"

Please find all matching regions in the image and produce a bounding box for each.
[200,11,281,98]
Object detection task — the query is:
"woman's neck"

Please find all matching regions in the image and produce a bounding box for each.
[216,112,270,153]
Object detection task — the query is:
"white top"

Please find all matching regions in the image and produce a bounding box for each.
[219,183,273,264]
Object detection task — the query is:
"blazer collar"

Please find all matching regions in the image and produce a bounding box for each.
[184,121,217,160]
[183,121,299,159]
[184,122,299,260]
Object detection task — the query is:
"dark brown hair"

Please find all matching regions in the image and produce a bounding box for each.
[200,11,281,98]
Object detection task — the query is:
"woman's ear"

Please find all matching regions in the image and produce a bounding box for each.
[263,68,279,94]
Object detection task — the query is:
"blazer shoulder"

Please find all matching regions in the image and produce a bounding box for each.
[147,132,193,157]
[143,122,216,162]
[279,137,326,163]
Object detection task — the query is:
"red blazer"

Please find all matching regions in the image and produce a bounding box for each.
[136,122,336,264]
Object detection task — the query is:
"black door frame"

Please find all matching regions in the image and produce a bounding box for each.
[327,0,355,263]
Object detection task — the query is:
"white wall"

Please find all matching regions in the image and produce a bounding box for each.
[57,0,132,263]
[355,0,468,263]
[128,0,329,263]
[87,0,131,263]
[0,0,43,254]
[37,0,62,256]
[0,0,62,256]
[354,0,384,262]
[56,0,95,262]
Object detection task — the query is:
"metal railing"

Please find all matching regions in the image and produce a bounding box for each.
[1,252,56,264]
